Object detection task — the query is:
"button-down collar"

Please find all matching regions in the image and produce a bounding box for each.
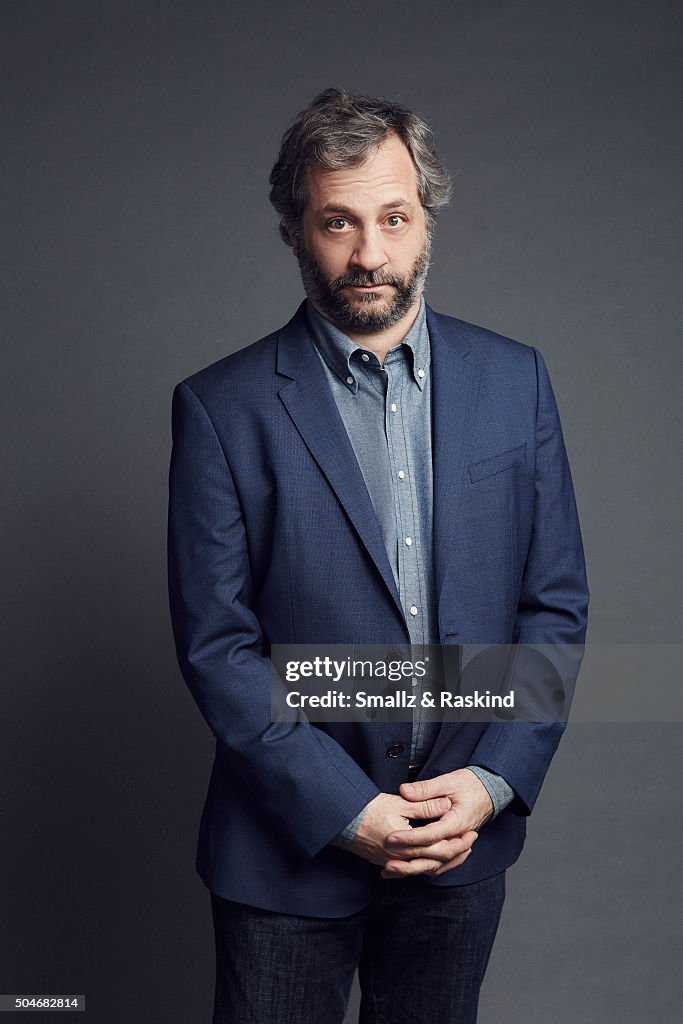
[306,296,430,393]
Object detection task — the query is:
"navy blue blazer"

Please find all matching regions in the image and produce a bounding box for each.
[167,301,589,916]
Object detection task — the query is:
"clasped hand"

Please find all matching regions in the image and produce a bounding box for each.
[348,769,493,878]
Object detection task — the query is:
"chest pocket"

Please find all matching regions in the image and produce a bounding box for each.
[468,444,527,483]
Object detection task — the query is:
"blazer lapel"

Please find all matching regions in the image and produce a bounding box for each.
[276,303,406,627]
[426,306,482,624]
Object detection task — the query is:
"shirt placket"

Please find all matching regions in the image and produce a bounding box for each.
[383,350,431,767]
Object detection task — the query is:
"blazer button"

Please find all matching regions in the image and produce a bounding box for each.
[386,743,405,758]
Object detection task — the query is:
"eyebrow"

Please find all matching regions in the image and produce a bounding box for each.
[319,199,416,216]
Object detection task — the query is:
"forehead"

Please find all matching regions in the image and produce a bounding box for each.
[305,134,420,212]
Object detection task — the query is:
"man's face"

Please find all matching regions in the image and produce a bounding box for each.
[292,133,430,333]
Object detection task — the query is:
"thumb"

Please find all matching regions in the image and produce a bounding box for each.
[400,777,449,802]
[400,795,452,819]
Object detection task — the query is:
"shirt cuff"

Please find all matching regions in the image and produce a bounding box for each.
[329,806,367,850]
[465,765,515,820]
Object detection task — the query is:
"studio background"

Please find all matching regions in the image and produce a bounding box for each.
[2,1,681,1021]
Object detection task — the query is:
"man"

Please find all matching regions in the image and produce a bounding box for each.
[167,88,589,1023]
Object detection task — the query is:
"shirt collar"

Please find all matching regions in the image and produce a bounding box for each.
[306,296,430,393]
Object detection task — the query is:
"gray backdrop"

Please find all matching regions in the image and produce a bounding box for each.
[2,1,681,1021]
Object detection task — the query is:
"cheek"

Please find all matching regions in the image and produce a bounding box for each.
[389,230,425,264]
[313,241,350,277]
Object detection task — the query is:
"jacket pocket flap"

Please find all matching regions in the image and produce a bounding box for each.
[468,444,527,483]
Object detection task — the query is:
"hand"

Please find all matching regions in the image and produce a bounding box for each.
[347,791,451,870]
[381,769,493,878]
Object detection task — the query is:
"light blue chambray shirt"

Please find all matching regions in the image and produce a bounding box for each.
[305,297,514,849]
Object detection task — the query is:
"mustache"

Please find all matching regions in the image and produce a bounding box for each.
[333,271,400,291]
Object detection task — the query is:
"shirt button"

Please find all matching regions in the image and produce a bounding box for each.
[405,537,412,546]
[390,403,397,413]
[410,605,418,616]
[417,369,425,378]
[361,352,370,362]
[386,743,404,758]
[412,677,418,687]
[346,376,354,385]
[398,470,405,480]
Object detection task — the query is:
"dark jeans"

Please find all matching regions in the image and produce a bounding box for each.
[211,871,505,1024]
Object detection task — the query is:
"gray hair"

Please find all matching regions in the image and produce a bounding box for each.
[269,87,451,246]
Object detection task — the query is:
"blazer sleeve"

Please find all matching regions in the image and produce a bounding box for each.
[467,347,590,814]
[167,381,380,860]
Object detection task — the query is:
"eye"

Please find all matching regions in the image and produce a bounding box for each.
[328,218,350,231]
[386,215,405,227]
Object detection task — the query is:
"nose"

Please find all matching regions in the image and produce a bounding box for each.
[350,227,388,273]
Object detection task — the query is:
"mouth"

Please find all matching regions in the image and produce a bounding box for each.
[345,283,391,292]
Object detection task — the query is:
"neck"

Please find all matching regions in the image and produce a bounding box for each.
[311,295,423,366]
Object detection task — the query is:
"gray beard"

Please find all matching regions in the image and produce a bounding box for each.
[295,235,432,333]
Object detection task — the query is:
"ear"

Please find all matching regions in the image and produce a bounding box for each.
[282,218,299,255]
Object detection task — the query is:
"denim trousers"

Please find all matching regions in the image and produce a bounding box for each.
[210,870,505,1024]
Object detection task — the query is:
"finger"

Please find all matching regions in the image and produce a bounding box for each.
[388,810,465,847]
[387,832,478,862]
[432,848,474,875]
[383,850,474,879]
[399,796,451,820]
[381,857,442,878]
